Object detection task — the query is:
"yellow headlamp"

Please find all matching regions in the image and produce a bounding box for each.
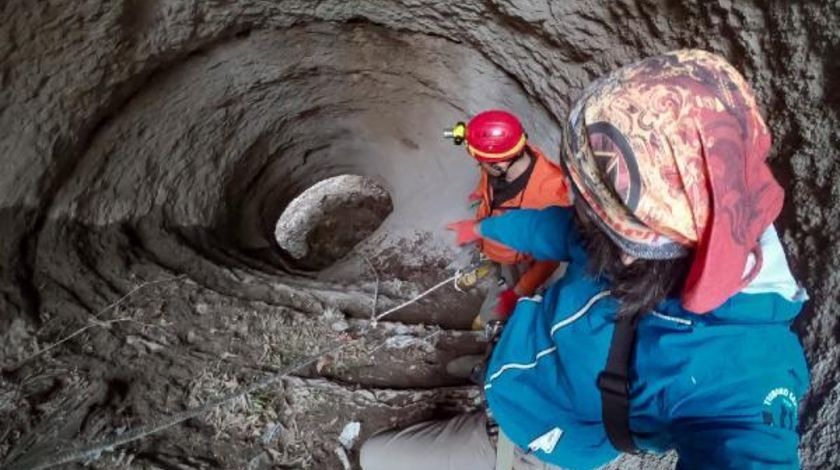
[443,121,467,145]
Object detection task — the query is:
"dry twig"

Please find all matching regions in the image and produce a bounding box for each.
[362,257,379,322]
[5,268,461,469]
[3,327,442,470]
[14,275,186,368]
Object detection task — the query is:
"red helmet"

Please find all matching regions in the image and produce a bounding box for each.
[466,110,526,162]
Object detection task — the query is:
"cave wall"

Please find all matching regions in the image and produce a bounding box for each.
[1,0,838,468]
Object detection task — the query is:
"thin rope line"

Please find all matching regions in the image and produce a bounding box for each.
[4,328,411,470]
[14,275,187,368]
[373,274,458,323]
[4,270,458,470]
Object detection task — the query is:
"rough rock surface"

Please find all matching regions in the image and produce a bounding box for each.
[0,0,837,468]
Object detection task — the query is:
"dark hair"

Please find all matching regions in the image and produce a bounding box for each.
[574,204,692,318]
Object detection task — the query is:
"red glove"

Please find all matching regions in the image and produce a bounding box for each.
[468,188,482,202]
[495,288,520,318]
[446,219,481,246]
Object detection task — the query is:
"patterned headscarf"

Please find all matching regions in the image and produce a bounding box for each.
[562,50,784,313]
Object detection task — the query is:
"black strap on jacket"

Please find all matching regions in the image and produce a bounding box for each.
[597,314,641,454]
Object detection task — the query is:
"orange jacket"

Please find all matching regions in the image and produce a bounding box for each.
[474,144,572,296]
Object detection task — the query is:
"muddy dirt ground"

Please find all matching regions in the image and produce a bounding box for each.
[1,1,838,469]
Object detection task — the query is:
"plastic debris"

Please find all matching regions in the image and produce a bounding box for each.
[334,446,352,470]
[338,421,361,449]
[261,422,285,445]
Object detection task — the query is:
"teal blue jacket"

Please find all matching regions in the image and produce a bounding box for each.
[480,207,810,470]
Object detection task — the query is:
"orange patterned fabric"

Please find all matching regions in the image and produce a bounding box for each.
[562,50,784,313]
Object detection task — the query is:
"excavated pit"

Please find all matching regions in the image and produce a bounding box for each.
[274,175,394,270]
[1,1,838,469]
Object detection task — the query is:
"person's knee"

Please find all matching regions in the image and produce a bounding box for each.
[358,432,391,470]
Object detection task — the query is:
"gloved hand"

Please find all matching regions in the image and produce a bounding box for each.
[468,188,482,202]
[446,219,481,246]
[494,287,520,318]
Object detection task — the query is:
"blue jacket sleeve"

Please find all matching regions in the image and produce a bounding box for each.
[478,207,573,261]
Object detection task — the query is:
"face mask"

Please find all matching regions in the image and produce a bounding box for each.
[491,163,509,177]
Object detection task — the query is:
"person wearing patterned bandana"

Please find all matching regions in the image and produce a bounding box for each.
[360,50,810,470]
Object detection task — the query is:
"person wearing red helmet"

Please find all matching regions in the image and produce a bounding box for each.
[446,110,572,330]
